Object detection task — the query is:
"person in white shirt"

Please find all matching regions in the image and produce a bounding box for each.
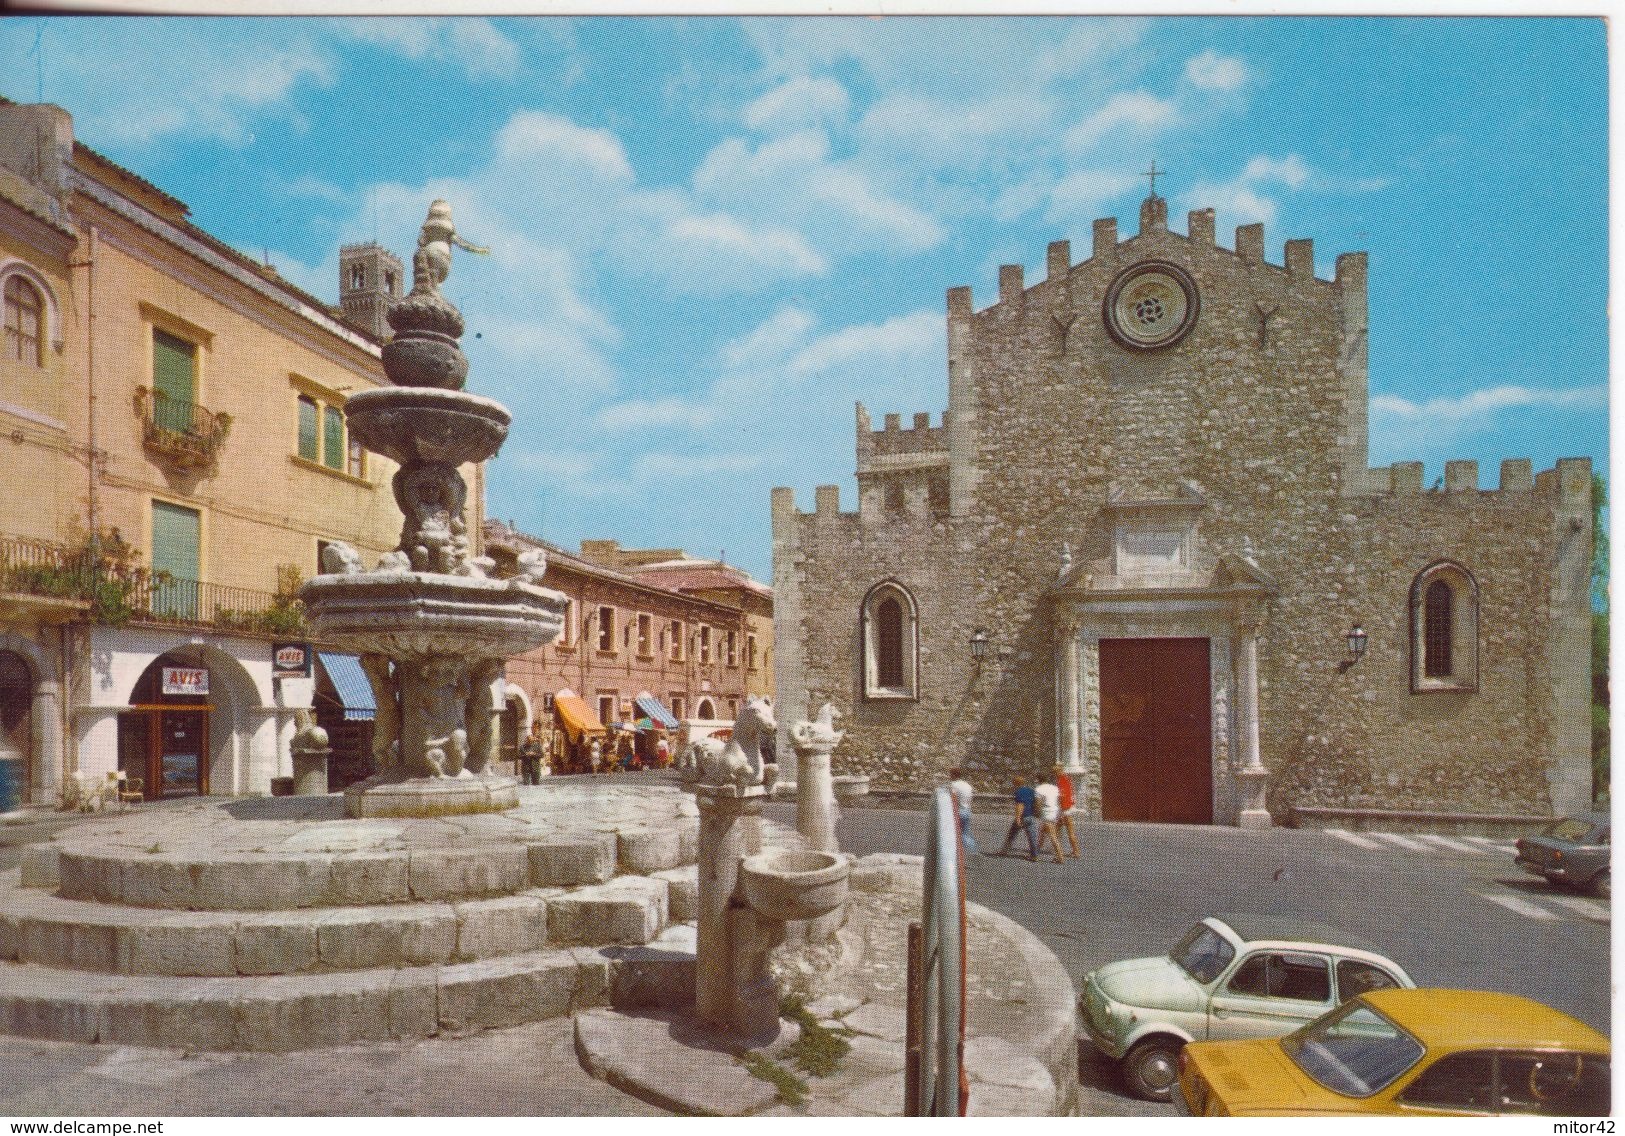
[1033,775,1066,864]
[947,768,977,854]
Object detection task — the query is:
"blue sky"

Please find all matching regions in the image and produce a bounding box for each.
[3,16,1607,581]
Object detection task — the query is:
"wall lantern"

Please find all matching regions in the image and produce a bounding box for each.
[1344,623,1368,665]
[970,628,990,662]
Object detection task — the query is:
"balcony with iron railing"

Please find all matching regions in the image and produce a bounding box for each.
[136,387,233,468]
[0,533,306,636]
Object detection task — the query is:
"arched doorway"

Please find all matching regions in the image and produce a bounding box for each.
[697,698,716,720]
[118,652,211,799]
[0,651,32,803]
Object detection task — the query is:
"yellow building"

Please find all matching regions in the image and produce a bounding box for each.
[0,100,478,806]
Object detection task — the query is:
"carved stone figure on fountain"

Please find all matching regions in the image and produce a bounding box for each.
[321,541,365,575]
[413,198,488,297]
[698,696,773,792]
[359,653,400,773]
[463,658,503,776]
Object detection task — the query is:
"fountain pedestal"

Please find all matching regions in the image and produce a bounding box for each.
[693,782,771,1041]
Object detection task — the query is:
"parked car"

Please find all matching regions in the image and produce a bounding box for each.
[1175,988,1610,1116]
[1078,914,1414,1101]
[1515,813,1610,897]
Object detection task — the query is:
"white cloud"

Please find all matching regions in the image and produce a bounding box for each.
[788,311,941,376]
[720,307,817,371]
[495,111,634,183]
[1241,154,1310,189]
[746,17,1148,101]
[1187,182,1279,226]
[55,30,336,147]
[634,453,763,479]
[336,18,521,81]
[1063,91,1179,152]
[596,398,719,432]
[658,212,828,283]
[1045,169,1139,224]
[1372,384,1607,423]
[744,75,850,133]
[1183,153,1312,228]
[857,92,1047,165]
[693,131,944,256]
[511,451,599,482]
[1370,384,1608,457]
[1184,49,1252,92]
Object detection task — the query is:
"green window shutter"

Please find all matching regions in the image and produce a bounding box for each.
[323,405,344,470]
[152,330,196,433]
[297,396,319,461]
[151,501,201,620]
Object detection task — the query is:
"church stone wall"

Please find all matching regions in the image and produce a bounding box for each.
[775,198,1593,822]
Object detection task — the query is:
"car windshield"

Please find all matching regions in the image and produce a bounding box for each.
[1281,999,1425,1098]
[1171,923,1235,984]
[1546,818,1598,842]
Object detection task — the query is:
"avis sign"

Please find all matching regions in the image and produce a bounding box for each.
[273,642,312,680]
[161,666,209,696]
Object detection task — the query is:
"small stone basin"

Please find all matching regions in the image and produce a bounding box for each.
[832,774,870,801]
[739,848,849,922]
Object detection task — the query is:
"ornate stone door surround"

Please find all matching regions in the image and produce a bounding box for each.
[1052,555,1276,827]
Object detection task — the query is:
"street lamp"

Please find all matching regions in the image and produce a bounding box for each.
[970,628,990,662]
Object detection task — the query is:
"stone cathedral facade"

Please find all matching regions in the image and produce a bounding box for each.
[772,192,1593,827]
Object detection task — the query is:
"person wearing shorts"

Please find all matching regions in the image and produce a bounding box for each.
[1050,764,1081,858]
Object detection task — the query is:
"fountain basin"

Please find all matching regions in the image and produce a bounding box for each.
[345,387,511,467]
[302,572,566,659]
[739,849,848,923]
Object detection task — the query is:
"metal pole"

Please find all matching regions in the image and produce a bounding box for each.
[904,920,923,1116]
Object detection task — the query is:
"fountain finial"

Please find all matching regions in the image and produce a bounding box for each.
[411,199,489,297]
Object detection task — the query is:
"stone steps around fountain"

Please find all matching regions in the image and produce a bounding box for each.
[0,923,699,1052]
[0,869,682,977]
[27,821,694,911]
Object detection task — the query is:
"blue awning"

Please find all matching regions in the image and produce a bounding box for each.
[318,652,376,721]
[634,694,679,730]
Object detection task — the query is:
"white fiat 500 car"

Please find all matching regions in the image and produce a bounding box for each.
[1078,914,1415,1102]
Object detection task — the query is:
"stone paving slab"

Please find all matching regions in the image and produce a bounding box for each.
[574,1008,783,1116]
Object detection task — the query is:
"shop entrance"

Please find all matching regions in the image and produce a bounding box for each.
[118,653,211,799]
[1098,637,1212,824]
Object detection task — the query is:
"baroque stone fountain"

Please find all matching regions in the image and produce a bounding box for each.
[302,201,566,818]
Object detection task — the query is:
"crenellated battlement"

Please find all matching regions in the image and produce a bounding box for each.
[946,200,1363,319]
[1356,456,1591,501]
[855,402,949,467]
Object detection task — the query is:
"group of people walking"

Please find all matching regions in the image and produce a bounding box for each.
[947,766,1080,863]
[518,721,675,783]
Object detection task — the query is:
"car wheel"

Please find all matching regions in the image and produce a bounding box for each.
[1124,1037,1183,1102]
[1594,870,1610,900]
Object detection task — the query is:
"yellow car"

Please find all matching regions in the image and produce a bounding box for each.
[1176,988,1609,1116]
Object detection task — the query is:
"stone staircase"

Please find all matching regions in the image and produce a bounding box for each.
[0,792,709,1052]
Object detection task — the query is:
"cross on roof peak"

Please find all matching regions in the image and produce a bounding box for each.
[1143,160,1165,200]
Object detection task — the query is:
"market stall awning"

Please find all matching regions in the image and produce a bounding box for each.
[317,652,376,721]
[634,694,679,730]
[554,693,605,742]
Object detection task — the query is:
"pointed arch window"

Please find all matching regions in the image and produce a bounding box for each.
[862,580,919,700]
[1410,562,1478,692]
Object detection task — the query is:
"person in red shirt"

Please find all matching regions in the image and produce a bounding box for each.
[1049,765,1081,858]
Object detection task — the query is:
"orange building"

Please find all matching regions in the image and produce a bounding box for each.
[485,523,770,769]
[0,100,475,805]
